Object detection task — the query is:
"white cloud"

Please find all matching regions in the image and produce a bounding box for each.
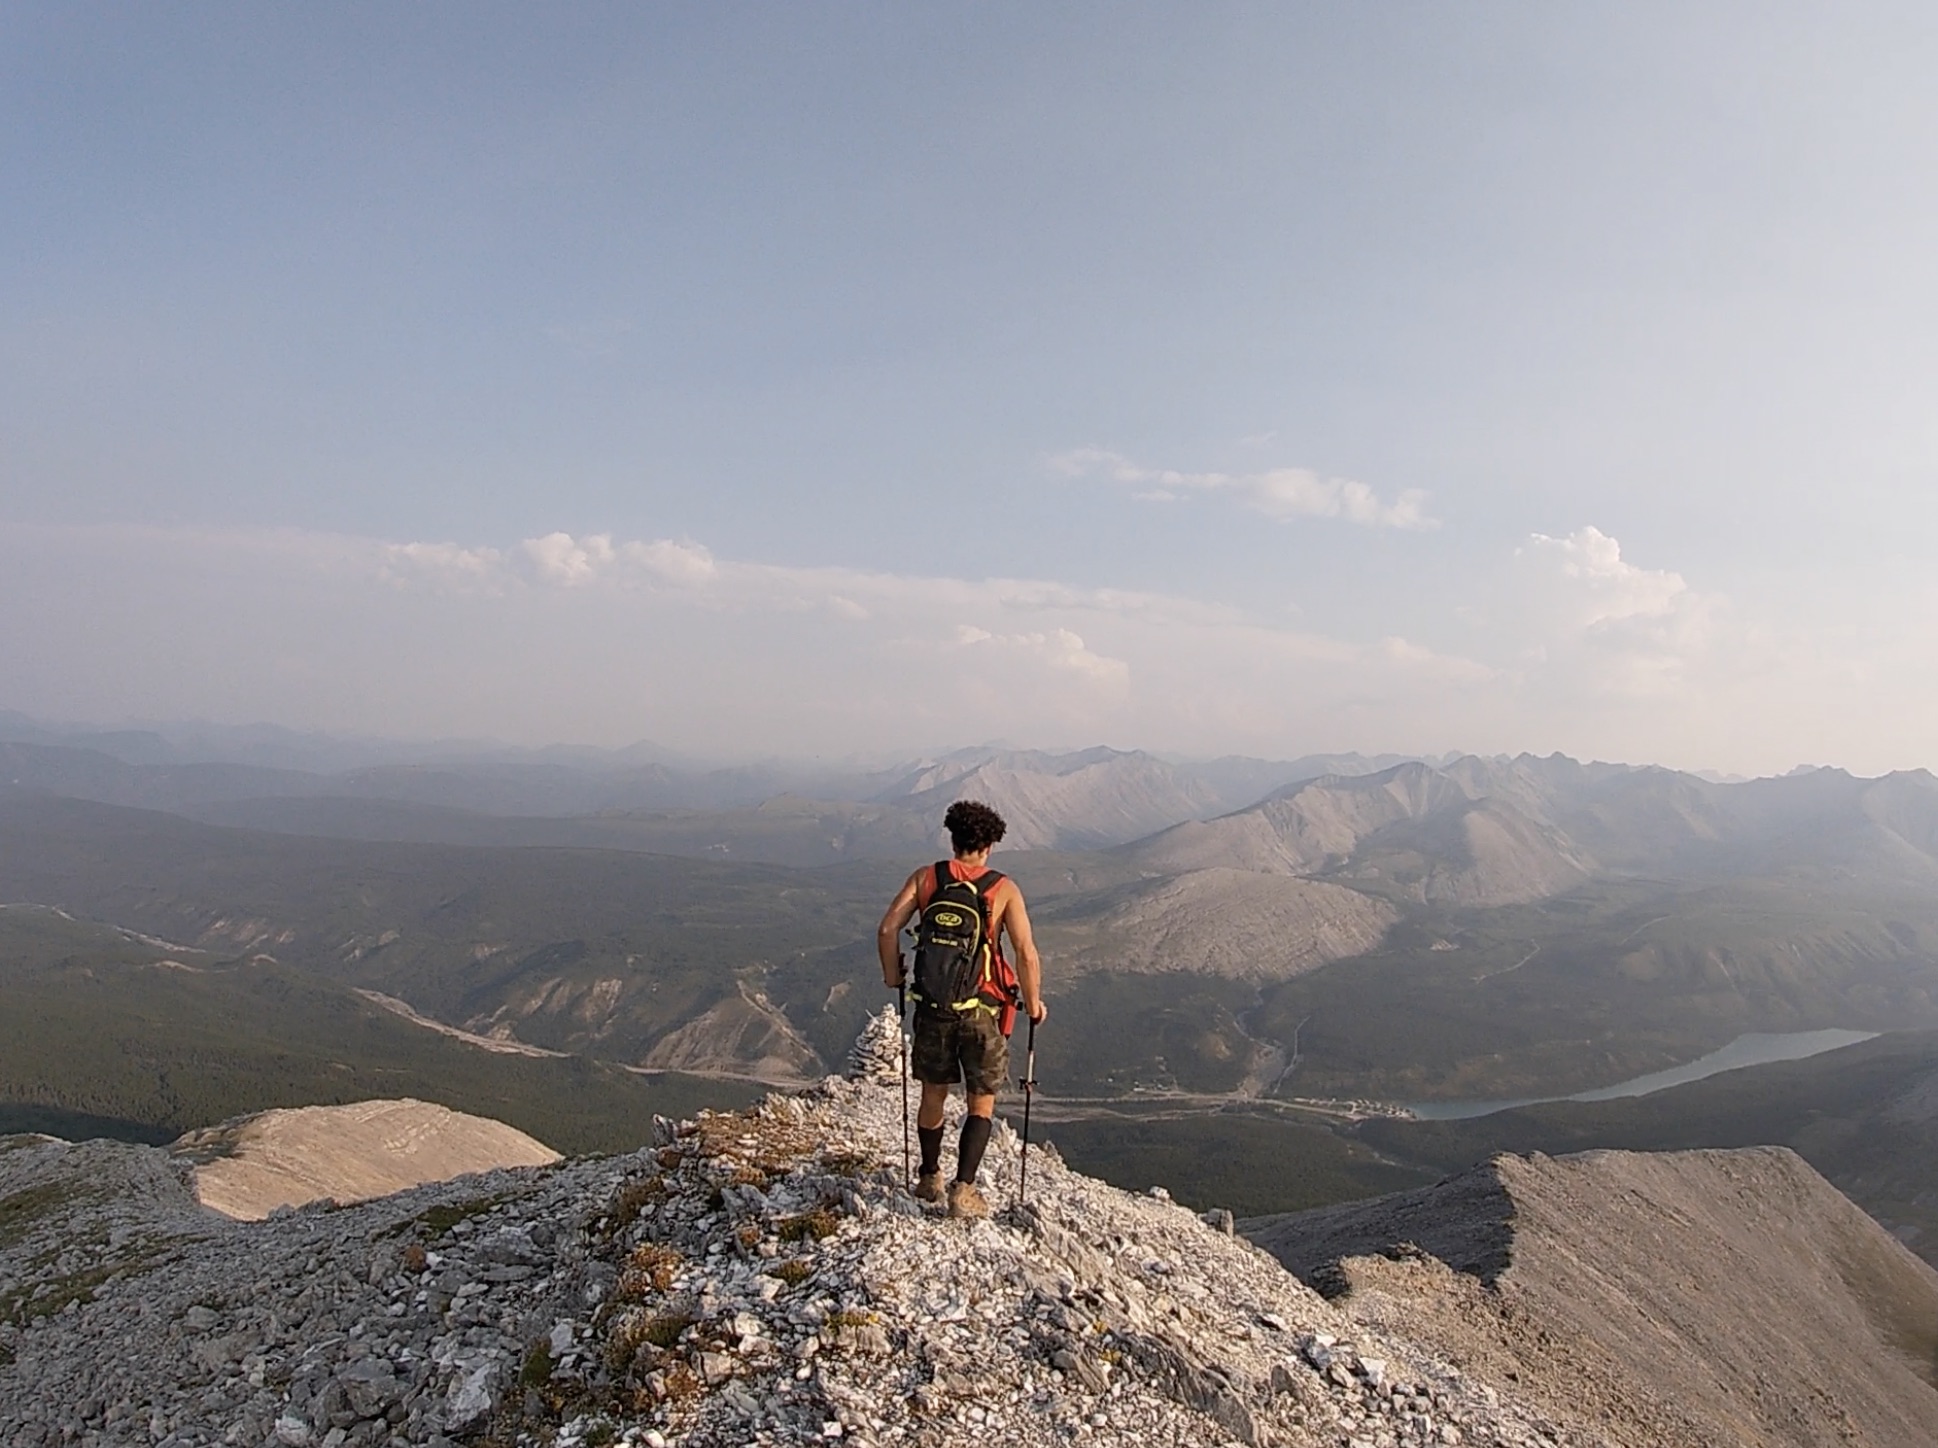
[520,531,617,585]
[1051,448,1436,529]
[1519,526,1690,627]
[1510,526,1721,701]
[620,537,718,585]
[380,540,506,589]
[955,625,1130,686]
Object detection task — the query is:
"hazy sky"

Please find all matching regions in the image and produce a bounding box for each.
[5,5,1937,773]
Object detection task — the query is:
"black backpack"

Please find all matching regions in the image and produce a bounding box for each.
[908,862,1006,1015]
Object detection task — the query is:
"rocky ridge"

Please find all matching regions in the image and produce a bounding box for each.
[176,1099,564,1221]
[1040,868,1397,981]
[1245,1147,1938,1448]
[0,1009,1589,1448]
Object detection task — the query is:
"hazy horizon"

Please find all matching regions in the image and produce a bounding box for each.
[7,8,1937,775]
[0,701,1900,786]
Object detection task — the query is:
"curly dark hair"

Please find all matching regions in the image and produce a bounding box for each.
[943,799,1007,856]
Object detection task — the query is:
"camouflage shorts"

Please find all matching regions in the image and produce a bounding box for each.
[910,1007,1010,1097]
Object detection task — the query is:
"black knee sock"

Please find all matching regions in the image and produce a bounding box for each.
[955,1116,993,1185]
[917,1125,943,1176]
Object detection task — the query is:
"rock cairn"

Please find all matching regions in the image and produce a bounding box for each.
[1,1021,1590,1448]
[844,1006,904,1085]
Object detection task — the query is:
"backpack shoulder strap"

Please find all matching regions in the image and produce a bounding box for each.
[932,861,953,895]
[966,869,1004,932]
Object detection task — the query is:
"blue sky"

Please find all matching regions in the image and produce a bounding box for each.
[4,5,1937,771]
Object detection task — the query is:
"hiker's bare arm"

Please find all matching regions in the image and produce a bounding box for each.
[1003,892,1048,1023]
[876,870,924,987]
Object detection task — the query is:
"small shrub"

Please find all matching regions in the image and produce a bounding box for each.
[519,1340,554,1390]
[777,1204,841,1243]
[610,1176,666,1223]
[640,1312,694,1349]
[827,1308,873,1329]
[771,1259,813,1286]
[608,1305,696,1372]
[603,1321,640,1374]
[391,1194,510,1241]
[734,1221,761,1250]
[400,1242,428,1274]
[616,1243,681,1300]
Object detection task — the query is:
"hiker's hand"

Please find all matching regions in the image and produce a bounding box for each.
[1026,998,1048,1024]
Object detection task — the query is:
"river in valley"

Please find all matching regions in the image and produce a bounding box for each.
[1405,1028,1880,1121]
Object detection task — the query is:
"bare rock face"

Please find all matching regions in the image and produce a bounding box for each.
[1246,1145,1938,1448]
[1044,868,1398,980]
[1127,764,1595,908]
[639,984,823,1082]
[882,748,1233,851]
[175,1098,562,1220]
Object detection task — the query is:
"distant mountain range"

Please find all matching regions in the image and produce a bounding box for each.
[0,724,1426,858]
[1124,752,1938,907]
[5,713,1938,1239]
[14,713,1931,904]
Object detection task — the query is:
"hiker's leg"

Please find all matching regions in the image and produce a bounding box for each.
[917,1081,950,1131]
[911,1013,959,1134]
[955,1118,993,1184]
[954,1015,1008,1185]
[916,1083,949,1176]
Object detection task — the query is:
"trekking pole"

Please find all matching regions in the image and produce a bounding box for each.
[1016,1013,1038,1207]
[897,976,910,1190]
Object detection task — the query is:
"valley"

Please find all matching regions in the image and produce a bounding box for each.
[5,720,1938,1266]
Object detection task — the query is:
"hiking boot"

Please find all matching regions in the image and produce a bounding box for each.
[947,1180,989,1220]
[912,1170,944,1204]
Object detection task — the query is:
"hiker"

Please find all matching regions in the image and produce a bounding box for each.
[877,799,1047,1219]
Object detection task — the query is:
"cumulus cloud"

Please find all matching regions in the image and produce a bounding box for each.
[520,531,617,585]
[1511,526,1721,700]
[621,537,717,585]
[954,625,1129,686]
[380,540,506,589]
[1519,526,1691,628]
[1051,448,1435,529]
[380,531,719,591]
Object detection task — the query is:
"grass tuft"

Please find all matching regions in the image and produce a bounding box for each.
[777,1203,841,1242]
